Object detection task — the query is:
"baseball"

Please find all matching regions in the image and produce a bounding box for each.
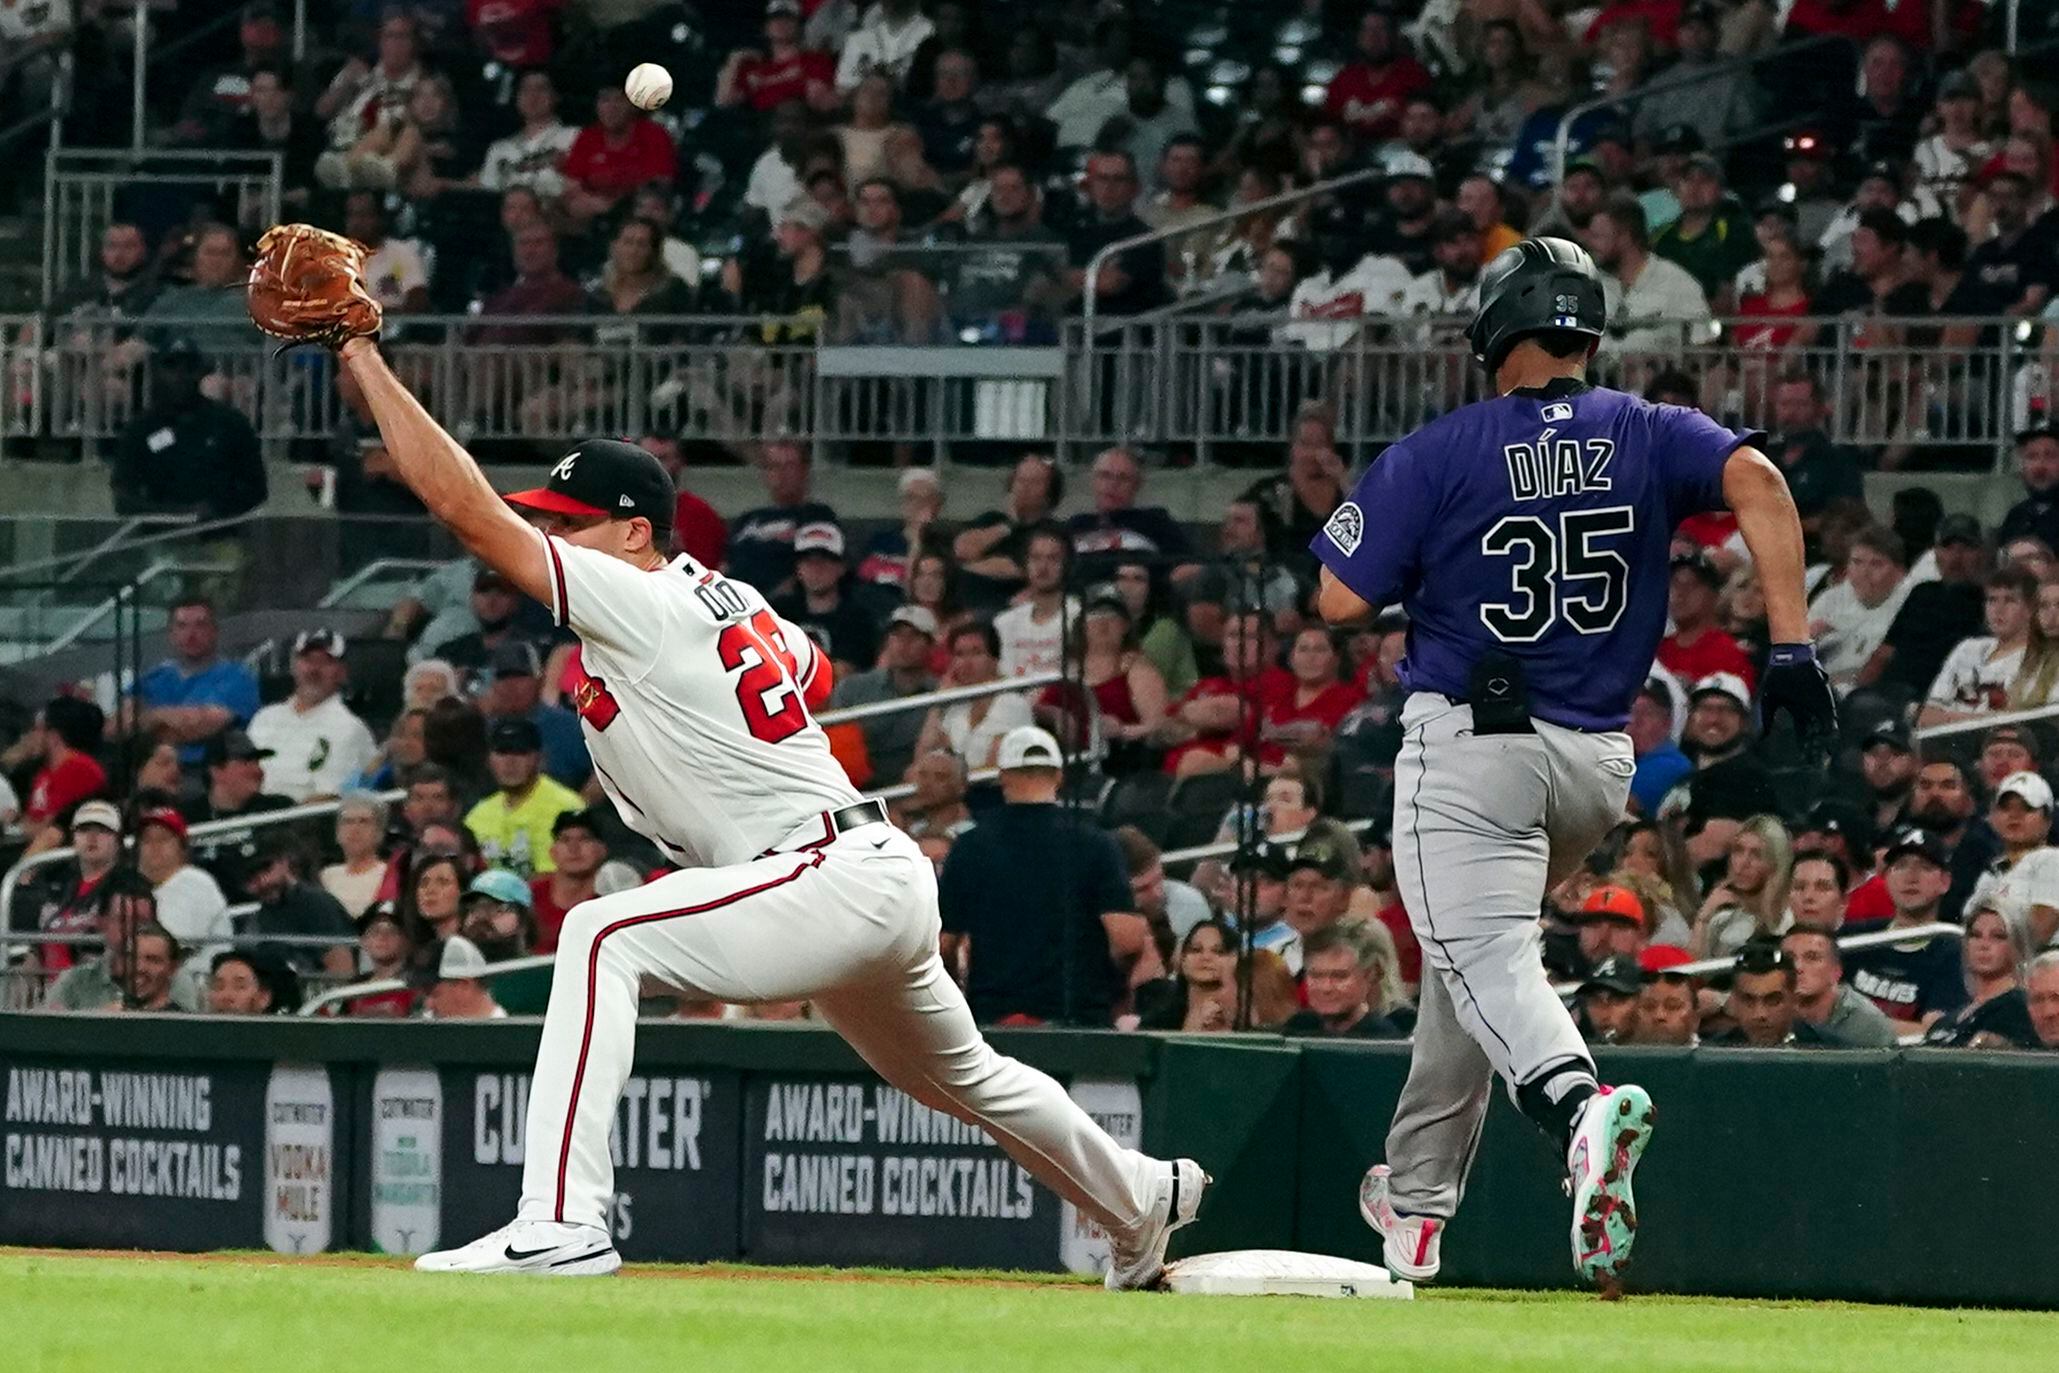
[625,62,673,111]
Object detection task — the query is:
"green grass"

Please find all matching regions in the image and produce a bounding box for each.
[4,1252,2053,1373]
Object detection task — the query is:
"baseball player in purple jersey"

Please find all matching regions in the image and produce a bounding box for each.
[1311,238,1838,1290]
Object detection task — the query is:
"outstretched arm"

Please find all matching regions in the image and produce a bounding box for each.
[1722,446,1808,644]
[338,337,549,606]
[1725,444,1836,758]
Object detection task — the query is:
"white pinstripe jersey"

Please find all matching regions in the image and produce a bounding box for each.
[537,532,860,868]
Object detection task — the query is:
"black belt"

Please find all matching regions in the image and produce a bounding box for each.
[767,798,891,856]
[827,799,888,836]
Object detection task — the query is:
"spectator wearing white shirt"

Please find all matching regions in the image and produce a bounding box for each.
[1968,770,2059,951]
[1810,527,1912,692]
[131,805,232,1005]
[744,99,812,217]
[1044,20,1196,150]
[314,11,424,154]
[478,69,580,202]
[1920,566,2038,727]
[1583,194,1711,357]
[992,524,1081,679]
[1913,72,1990,215]
[1278,230,1411,353]
[1396,213,1484,339]
[343,192,428,315]
[248,630,378,802]
[834,0,935,92]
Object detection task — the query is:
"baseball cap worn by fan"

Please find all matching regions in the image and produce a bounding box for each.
[488,717,543,754]
[1289,836,1353,883]
[491,638,542,679]
[1935,513,1985,548]
[997,725,1064,770]
[438,935,491,980]
[71,799,123,833]
[294,629,346,659]
[1884,826,1948,868]
[1863,718,1912,753]
[1580,955,1642,996]
[1997,770,2056,812]
[466,868,534,909]
[504,438,675,534]
[135,806,188,841]
[793,522,847,560]
[206,727,274,765]
[887,605,939,637]
[1581,883,1645,928]
[1639,944,1695,978]
[1690,672,1752,713]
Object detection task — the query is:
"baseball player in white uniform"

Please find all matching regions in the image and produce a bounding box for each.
[328,337,1205,1283]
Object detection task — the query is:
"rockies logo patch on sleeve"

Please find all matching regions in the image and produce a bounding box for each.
[1324,502,1365,555]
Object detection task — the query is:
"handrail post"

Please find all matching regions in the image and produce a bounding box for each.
[130,0,147,151]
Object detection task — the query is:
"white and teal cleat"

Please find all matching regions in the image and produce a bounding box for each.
[1566,1084,1656,1293]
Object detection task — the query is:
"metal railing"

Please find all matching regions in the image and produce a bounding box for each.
[43,148,283,306]
[0,789,404,971]
[318,557,447,610]
[1913,698,2059,742]
[815,672,1061,726]
[1159,817,1378,869]
[40,557,233,655]
[10,309,2049,467]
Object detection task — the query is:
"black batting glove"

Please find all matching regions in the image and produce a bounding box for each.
[1759,643,1838,766]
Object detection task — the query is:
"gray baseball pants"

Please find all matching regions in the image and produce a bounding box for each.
[1383,692,1635,1219]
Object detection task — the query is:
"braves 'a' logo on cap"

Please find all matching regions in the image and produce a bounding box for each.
[1324,501,1365,556]
[550,451,580,482]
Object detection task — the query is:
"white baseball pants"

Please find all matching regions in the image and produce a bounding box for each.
[515,819,1161,1242]
[1383,693,1635,1219]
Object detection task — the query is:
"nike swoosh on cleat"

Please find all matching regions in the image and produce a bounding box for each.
[504,1244,561,1261]
[549,1248,614,1268]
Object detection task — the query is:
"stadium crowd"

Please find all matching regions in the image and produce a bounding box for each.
[12,0,2059,470]
[3,1,2059,1049]
[1,408,2058,1051]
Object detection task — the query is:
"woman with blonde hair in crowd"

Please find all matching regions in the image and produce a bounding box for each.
[1693,814,1794,959]
[2007,576,2059,707]
[1925,903,2039,1047]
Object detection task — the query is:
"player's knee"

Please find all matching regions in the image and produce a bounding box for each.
[555,898,610,953]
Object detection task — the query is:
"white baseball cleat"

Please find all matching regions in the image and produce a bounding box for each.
[414,1219,621,1276]
[1104,1158,1210,1291]
[1357,1163,1443,1283]
[1566,1084,1656,1290]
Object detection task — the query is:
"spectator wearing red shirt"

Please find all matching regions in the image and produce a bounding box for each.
[716,0,836,114]
[562,84,678,227]
[467,0,562,67]
[1165,611,1294,776]
[1659,549,1757,690]
[633,434,727,567]
[527,808,608,953]
[1323,8,1430,143]
[20,695,109,841]
[1259,627,1366,769]
[469,221,590,345]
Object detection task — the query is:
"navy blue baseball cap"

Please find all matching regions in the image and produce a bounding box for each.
[505,438,674,535]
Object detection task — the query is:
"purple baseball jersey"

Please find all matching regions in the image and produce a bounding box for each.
[1312,380,1759,731]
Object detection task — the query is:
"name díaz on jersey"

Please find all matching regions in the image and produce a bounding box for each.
[1502,429,1614,501]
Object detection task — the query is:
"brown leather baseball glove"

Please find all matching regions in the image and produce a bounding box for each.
[246,224,383,349]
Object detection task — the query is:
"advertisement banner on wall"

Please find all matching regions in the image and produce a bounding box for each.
[1,1056,269,1250]
[369,1066,442,1256]
[262,1063,336,1255]
[742,1075,1059,1270]
[1057,1077,1143,1278]
[438,1067,741,1261]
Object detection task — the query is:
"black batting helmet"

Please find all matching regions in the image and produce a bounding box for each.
[1465,236,1607,371]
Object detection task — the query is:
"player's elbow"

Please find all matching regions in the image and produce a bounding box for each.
[1316,572,1374,626]
[1721,447,1793,518]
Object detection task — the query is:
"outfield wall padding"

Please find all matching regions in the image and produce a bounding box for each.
[2,1015,2054,1305]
